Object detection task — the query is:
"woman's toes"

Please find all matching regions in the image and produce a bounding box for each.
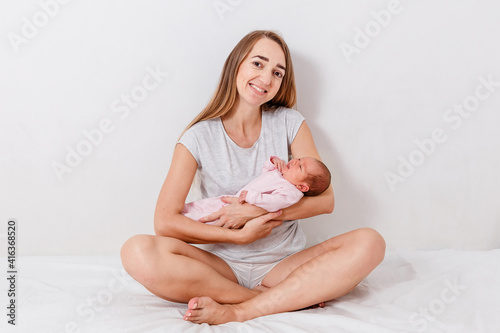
[185,308,203,320]
[188,297,200,310]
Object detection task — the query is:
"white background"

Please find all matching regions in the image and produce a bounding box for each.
[1,0,499,255]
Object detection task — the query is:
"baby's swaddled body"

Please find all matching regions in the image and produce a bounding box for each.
[182,159,303,224]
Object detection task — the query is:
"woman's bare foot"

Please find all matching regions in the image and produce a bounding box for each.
[182,295,326,325]
[183,297,245,325]
[252,284,324,310]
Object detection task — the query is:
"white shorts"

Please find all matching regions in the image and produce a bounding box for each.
[224,259,283,290]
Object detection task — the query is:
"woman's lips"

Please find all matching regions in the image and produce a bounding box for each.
[249,83,267,94]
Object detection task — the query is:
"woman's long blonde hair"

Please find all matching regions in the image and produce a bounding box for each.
[181,30,296,136]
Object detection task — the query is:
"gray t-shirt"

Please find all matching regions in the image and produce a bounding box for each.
[178,107,306,264]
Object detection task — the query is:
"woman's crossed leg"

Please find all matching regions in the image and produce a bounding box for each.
[183,227,386,324]
[120,235,261,305]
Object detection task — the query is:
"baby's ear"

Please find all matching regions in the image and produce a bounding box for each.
[296,183,309,193]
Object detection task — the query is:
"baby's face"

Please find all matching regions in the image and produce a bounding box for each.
[281,157,317,187]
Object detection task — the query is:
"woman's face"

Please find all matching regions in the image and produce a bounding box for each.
[235,38,286,109]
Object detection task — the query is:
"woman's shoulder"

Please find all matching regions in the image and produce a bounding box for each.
[265,106,305,123]
[180,117,220,140]
[267,106,303,116]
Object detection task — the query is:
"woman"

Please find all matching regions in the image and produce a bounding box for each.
[120,30,385,325]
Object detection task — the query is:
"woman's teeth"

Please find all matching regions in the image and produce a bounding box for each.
[250,83,266,93]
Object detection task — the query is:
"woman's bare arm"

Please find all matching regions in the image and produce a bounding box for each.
[154,143,281,244]
[154,143,235,243]
[277,121,335,220]
[278,186,334,220]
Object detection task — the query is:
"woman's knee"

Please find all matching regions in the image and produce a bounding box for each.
[120,234,156,274]
[353,227,386,263]
[120,235,185,274]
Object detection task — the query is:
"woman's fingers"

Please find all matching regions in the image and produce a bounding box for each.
[245,211,282,227]
[199,197,235,224]
[199,211,222,223]
[213,217,229,227]
[259,210,282,223]
[238,211,283,244]
[220,196,238,204]
[211,215,239,228]
[267,219,283,228]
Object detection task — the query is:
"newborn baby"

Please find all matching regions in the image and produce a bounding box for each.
[182,156,331,224]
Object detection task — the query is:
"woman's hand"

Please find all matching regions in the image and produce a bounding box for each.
[235,211,283,245]
[199,197,267,229]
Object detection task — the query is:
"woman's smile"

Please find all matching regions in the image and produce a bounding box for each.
[249,83,267,94]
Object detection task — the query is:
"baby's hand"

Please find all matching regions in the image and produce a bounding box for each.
[238,190,248,204]
[271,156,286,173]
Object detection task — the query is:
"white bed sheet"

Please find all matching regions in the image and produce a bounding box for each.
[1,250,499,333]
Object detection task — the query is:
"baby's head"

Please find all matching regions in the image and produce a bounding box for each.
[281,157,331,196]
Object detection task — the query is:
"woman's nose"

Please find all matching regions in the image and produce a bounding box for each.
[259,70,272,85]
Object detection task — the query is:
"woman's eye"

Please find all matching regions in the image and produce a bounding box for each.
[253,61,262,67]
[274,71,283,78]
